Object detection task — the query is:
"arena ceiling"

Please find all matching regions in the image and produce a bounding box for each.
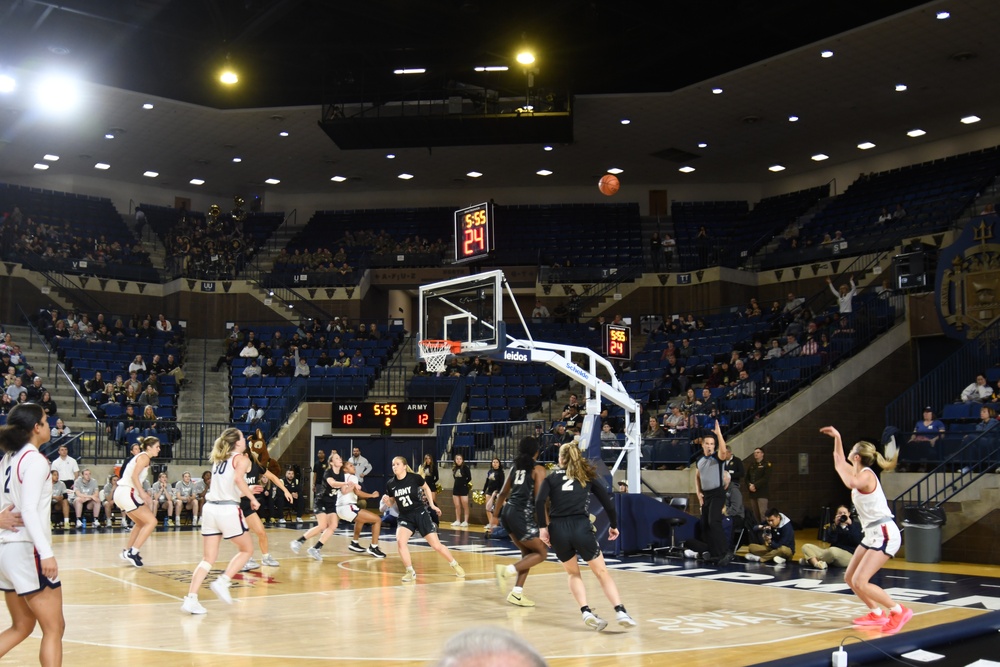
[1,0,999,197]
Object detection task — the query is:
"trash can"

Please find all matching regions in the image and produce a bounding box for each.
[902,506,946,564]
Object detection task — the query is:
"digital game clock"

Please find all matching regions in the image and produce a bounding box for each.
[603,323,631,360]
[332,402,434,429]
[453,201,494,263]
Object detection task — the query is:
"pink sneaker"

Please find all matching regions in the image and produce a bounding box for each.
[852,610,889,626]
[881,606,914,635]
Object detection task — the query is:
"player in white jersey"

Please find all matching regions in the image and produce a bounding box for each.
[338,460,385,557]
[181,427,258,614]
[822,426,912,635]
[0,403,65,665]
[113,437,161,567]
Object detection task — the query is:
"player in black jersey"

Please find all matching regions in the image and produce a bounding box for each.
[491,437,548,607]
[290,452,350,561]
[240,443,292,570]
[536,442,636,631]
[385,456,465,583]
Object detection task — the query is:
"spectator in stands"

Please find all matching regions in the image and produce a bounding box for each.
[261,357,279,376]
[294,355,311,377]
[129,355,147,375]
[138,385,159,409]
[961,374,993,403]
[24,376,44,402]
[51,471,71,529]
[531,300,550,324]
[151,472,176,525]
[800,504,861,569]
[244,402,265,424]
[662,233,676,269]
[156,314,172,332]
[240,340,260,359]
[174,471,200,526]
[827,275,858,314]
[35,390,57,417]
[745,447,771,522]
[140,405,162,437]
[51,418,71,440]
[552,301,569,324]
[84,371,105,398]
[650,232,662,270]
[5,376,24,402]
[278,358,295,377]
[746,348,767,373]
[640,417,666,469]
[600,422,618,442]
[782,292,805,317]
[50,444,80,489]
[113,404,139,443]
[892,203,907,221]
[662,405,688,433]
[976,406,998,432]
[73,469,101,527]
[727,370,756,399]
[243,358,262,378]
[745,507,794,564]
[352,349,365,367]
[695,226,710,266]
[911,407,945,444]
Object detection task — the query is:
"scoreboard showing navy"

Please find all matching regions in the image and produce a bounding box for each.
[332,402,434,430]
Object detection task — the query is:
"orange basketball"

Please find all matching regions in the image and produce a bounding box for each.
[599,174,620,196]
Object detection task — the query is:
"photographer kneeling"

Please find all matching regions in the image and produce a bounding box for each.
[746,507,795,564]
[799,504,861,569]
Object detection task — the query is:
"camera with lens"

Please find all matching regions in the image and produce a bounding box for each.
[837,515,848,524]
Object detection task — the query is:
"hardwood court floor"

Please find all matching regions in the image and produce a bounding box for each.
[1,524,991,666]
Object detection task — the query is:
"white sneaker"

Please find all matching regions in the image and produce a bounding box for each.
[261,555,280,567]
[402,568,417,583]
[295,517,303,523]
[194,517,201,526]
[459,521,468,527]
[181,595,207,615]
[106,520,114,528]
[75,520,82,528]
[773,556,786,565]
[745,553,761,562]
[450,520,461,526]
[289,540,301,554]
[241,558,260,572]
[583,611,609,631]
[120,518,127,528]
[278,519,286,525]
[682,549,698,559]
[306,547,323,562]
[209,578,233,604]
[616,610,637,627]
[450,561,465,577]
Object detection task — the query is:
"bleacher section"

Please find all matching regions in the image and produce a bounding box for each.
[0,182,157,282]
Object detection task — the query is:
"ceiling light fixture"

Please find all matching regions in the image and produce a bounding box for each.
[768,165,786,172]
[895,84,908,92]
[698,142,708,148]
[536,169,552,176]
[620,119,630,125]
[393,68,426,75]
[105,133,115,139]
[33,163,49,170]
[678,166,695,173]
[711,87,723,94]
[43,154,59,161]
[907,128,927,137]
[265,178,281,185]
[516,51,535,66]
[0,74,15,93]
[466,171,483,178]
[474,66,508,72]
[543,146,553,151]
[142,103,154,109]
[232,157,242,163]
[189,178,205,185]
[219,69,238,85]
[858,142,876,150]
[398,173,414,180]
[607,168,624,175]
[331,176,347,182]
[936,11,950,19]
[94,163,110,170]
[811,153,829,161]
[279,131,289,137]
[386,153,396,159]
[961,115,981,124]
[821,50,834,58]
[143,171,159,178]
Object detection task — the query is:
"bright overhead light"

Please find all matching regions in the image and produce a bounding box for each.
[142,102,154,109]
[895,84,908,92]
[393,68,426,75]
[820,50,834,58]
[536,169,552,176]
[94,163,110,170]
[33,163,49,170]
[43,154,59,161]
[189,178,205,185]
[220,69,238,85]
[143,171,159,178]
[36,75,80,112]
[768,165,786,172]
[811,153,829,161]
[678,166,695,173]
[543,145,553,151]
[265,178,281,185]
[711,87,723,95]
[105,133,115,139]
[331,175,347,182]
[398,173,414,180]
[936,11,950,19]
[607,168,623,175]
[857,142,876,150]
[620,119,630,125]
[474,66,508,72]
[466,171,483,178]
[232,157,242,163]
[788,115,799,122]
[907,128,927,137]
[0,75,16,93]
[386,153,396,159]
[961,115,981,124]
[516,51,535,65]
[279,131,289,137]
[697,142,708,148]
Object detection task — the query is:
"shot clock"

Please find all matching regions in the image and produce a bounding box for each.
[603,323,631,360]
[453,201,494,263]
[332,402,434,429]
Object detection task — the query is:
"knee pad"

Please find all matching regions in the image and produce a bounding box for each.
[197,560,212,573]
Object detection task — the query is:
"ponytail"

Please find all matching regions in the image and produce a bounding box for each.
[854,440,898,472]
[393,456,414,474]
[559,442,596,485]
[0,403,44,453]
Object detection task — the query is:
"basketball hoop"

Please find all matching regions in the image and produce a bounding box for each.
[418,339,462,374]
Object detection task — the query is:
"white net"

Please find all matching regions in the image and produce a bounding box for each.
[418,340,453,374]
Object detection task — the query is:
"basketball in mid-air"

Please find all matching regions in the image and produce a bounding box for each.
[598,174,620,196]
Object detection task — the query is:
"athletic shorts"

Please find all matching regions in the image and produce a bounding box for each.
[0,542,61,596]
[549,516,601,563]
[202,502,248,540]
[240,494,267,518]
[861,521,902,557]
[500,504,540,542]
[113,486,144,513]
[316,496,338,515]
[337,503,359,523]
[452,484,469,497]
[398,510,437,538]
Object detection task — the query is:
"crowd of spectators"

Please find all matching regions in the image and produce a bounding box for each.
[164,209,257,279]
